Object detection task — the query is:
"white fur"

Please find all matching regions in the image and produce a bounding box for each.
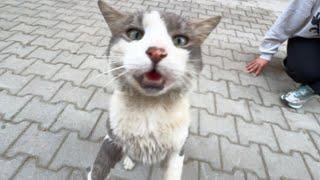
[123,155,136,170]
[164,153,185,180]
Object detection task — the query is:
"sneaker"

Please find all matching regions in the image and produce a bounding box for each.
[280,85,315,109]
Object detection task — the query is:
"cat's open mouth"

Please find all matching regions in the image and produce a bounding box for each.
[135,69,165,90]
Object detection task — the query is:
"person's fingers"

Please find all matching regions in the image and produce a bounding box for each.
[246,63,258,71]
[255,66,263,76]
[246,60,257,68]
[247,64,259,73]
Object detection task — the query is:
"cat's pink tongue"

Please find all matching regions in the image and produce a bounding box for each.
[145,70,162,81]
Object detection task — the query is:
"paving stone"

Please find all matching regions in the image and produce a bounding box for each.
[1,42,37,58]
[216,94,251,120]
[303,98,320,114]
[55,22,80,32]
[202,54,223,68]
[0,91,31,119]
[0,55,34,73]
[7,123,67,166]
[52,51,87,68]
[0,41,13,51]
[262,147,311,180]
[6,32,38,45]
[200,163,245,180]
[81,70,112,89]
[69,169,85,180]
[86,88,111,111]
[52,82,95,108]
[108,160,150,180]
[199,110,237,142]
[239,73,269,90]
[220,138,266,178]
[75,33,104,45]
[273,125,320,160]
[53,39,82,53]
[310,132,320,151]
[258,87,283,107]
[229,82,262,104]
[189,107,199,134]
[198,77,228,97]
[51,105,101,138]
[89,111,109,141]
[54,30,81,41]
[0,71,33,94]
[27,47,61,62]
[282,108,320,132]
[14,97,66,128]
[52,65,90,86]
[211,66,240,84]
[78,43,106,57]
[0,121,29,153]
[32,27,60,37]
[185,135,220,168]
[14,159,71,180]
[304,155,320,180]
[200,64,212,79]
[249,101,289,129]
[11,23,38,34]
[0,155,28,180]
[190,91,215,114]
[30,36,61,48]
[22,60,63,79]
[50,133,100,170]
[150,161,198,180]
[19,77,64,101]
[236,118,278,151]
[79,55,109,73]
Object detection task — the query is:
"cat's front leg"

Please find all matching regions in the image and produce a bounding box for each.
[163,151,185,180]
[88,137,123,180]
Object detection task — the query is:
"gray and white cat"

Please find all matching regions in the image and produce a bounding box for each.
[88,1,221,179]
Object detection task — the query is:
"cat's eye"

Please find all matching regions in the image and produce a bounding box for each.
[173,35,189,47]
[126,28,144,40]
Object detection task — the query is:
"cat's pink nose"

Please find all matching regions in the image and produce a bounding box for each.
[146,47,167,64]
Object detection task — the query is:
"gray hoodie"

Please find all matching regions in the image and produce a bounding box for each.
[260,0,320,61]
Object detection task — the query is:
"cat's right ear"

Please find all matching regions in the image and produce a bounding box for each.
[98,0,127,34]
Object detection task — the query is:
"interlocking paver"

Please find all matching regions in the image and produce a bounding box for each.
[13,97,66,128]
[262,146,311,180]
[0,91,32,119]
[6,123,67,166]
[185,135,220,168]
[6,32,38,45]
[86,88,111,111]
[50,105,101,138]
[79,55,108,73]
[0,55,34,73]
[30,36,61,49]
[49,132,100,170]
[273,125,320,160]
[19,77,64,101]
[52,65,90,86]
[1,42,37,58]
[198,77,228,97]
[52,82,95,108]
[0,155,28,180]
[27,47,61,62]
[199,110,237,142]
[22,60,63,79]
[237,117,278,151]
[0,121,29,154]
[0,71,33,94]
[52,51,87,68]
[190,91,215,114]
[304,155,320,180]
[282,108,320,132]
[229,82,262,104]
[151,161,198,180]
[216,94,251,120]
[14,159,71,180]
[220,137,267,178]
[200,163,245,180]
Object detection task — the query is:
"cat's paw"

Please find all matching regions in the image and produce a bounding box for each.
[87,170,92,180]
[123,156,135,171]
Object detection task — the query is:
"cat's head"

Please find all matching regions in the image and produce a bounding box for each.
[99,0,221,97]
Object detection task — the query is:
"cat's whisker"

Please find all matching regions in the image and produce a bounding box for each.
[102,71,128,90]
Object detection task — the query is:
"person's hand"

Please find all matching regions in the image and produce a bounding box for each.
[246,58,269,76]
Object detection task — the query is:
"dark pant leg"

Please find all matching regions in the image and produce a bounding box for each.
[309,81,320,95]
[284,37,320,94]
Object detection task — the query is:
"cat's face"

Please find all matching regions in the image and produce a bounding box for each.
[99,0,221,96]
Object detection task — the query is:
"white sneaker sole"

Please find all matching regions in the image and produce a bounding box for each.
[280,95,303,109]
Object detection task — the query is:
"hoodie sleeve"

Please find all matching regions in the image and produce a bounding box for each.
[259,0,315,61]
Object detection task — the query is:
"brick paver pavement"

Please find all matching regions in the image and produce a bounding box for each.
[0,0,320,179]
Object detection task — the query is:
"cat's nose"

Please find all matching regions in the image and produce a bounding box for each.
[146,47,167,64]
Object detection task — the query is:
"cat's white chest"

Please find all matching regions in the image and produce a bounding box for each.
[109,91,190,164]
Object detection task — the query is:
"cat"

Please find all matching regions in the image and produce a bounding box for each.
[88,0,221,180]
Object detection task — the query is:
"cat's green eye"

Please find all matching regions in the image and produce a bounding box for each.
[126,28,144,40]
[173,35,189,47]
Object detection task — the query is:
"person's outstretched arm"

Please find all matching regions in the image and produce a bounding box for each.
[247,0,315,76]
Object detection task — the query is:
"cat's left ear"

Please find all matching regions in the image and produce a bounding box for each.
[98,0,128,34]
[191,16,221,44]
